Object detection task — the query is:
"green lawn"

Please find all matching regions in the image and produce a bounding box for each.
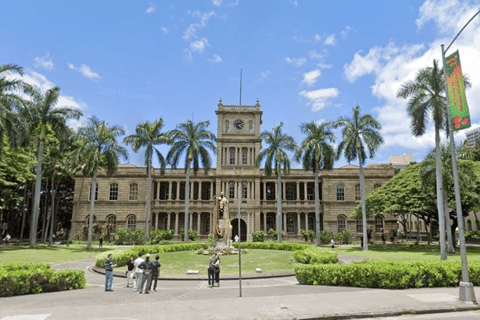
[115,249,303,275]
[0,244,110,264]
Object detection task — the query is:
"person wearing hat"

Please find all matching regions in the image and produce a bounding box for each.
[138,253,155,294]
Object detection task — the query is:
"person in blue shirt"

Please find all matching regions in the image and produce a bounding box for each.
[148,255,162,292]
[104,253,117,292]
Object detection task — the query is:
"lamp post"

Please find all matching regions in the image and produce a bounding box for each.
[440,8,480,303]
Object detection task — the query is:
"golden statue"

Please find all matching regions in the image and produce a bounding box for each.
[212,192,232,247]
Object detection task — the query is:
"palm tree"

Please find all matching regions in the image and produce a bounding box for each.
[295,121,336,246]
[124,118,171,244]
[256,123,297,243]
[23,85,82,247]
[396,60,471,259]
[78,116,128,250]
[335,105,384,251]
[166,120,216,243]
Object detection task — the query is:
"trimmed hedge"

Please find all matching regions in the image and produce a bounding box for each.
[233,241,311,251]
[293,248,338,264]
[0,263,86,297]
[95,242,210,268]
[295,260,480,289]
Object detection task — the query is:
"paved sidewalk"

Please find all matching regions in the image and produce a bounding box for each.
[1,258,479,320]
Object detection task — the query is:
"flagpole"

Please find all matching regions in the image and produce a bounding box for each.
[238,67,242,298]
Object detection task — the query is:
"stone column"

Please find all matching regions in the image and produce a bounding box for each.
[210,182,213,199]
[297,212,301,235]
[168,182,172,200]
[176,181,180,200]
[274,182,277,200]
[198,182,202,200]
[167,213,171,230]
[197,212,201,233]
[210,213,213,235]
[190,213,193,231]
[305,213,309,231]
[234,182,237,200]
[304,182,307,201]
[263,182,266,201]
[155,213,159,231]
[247,182,250,199]
[174,213,179,235]
[283,213,287,233]
[263,214,267,233]
[283,182,286,200]
[191,182,194,200]
[296,182,300,200]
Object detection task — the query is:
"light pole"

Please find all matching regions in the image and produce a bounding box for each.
[440,8,480,303]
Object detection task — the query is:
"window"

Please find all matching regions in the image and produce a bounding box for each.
[242,183,248,199]
[336,184,345,201]
[287,216,295,233]
[127,215,136,229]
[109,183,118,201]
[204,216,210,234]
[266,216,274,232]
[356,219,362,233]
[225,120,229,133]
[89,184,98,201]
[307,187,314,200]
[163,216,169,230]
[85,215,96,226]
[266,186,274,200]
[286,186,294,200]
[229,148,235,165]
[242,148,248,165]
[249,120,253,134]
[374,184,381,190]
[229,183,235,199]
[355,184,361,201]
[308,215,315,230]
[375,215,384,233]
[129,183,138,200]
[337,216,346,233]
[107,215,117,233]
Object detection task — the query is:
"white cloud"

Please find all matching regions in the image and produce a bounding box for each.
[33,54,54,70]
[183,11,215,40]
[161,27,168,34]
[299,88,339,112]
[185,38,209,60]
[292,35,310,43]
[228,0,240,6]
[146,5,155,14]
[308,49,332,69]
[324,34,337,46]
[340,26,351,38]
[301,69,321,86]
[313,34,322,42]
[68,63,102,80]
[212,0,222,6]
[285,57,306,66]
[208,54,222,63]
[290,0,298,7]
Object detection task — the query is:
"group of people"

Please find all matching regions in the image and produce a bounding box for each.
[104,252,161,294]
[207,253,221,287]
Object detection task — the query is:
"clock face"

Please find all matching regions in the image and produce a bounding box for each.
[233,119,244,131]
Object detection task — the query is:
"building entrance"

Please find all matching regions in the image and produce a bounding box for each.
[231,218,247,242]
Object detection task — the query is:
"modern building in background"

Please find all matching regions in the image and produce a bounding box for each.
[465,126,480,147]
[71,100,396,242]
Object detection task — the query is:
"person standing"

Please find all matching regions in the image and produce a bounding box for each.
[330,238,335,249]
[99,235,103,248]
[138,254,154,294]
[105,253,117,292]
[3,233,11,246]
[125,255,135,288]
[149,255,161,292]
[214,254,221,287]
[133,252,144,292]
[207,253,216,287]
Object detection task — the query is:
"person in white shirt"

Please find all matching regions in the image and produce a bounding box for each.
[3,233,11,245]
[330,238,335,249]
[133,252,145,292]
[234,235,239,242]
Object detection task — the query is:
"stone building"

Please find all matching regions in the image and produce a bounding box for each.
[71,100,396,242]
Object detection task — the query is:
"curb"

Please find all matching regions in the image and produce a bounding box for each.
[91,265,295,280]
[298,304,480,319]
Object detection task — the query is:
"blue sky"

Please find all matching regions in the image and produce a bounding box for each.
[2,0,480,168]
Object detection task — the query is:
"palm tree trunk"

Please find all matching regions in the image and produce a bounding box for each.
[41,178,49,242]
[314,171,321,246]
[30,139,45,247]
[277,168,283,243]
[358,156,368,250]
[444,189,454,253]
[144,160,152,244]
[48,179,59,246]
[20,182,28,243]
[87,171,97,250]
[184,159,191,243]
[434,126,447,260]
[68,177,85,246]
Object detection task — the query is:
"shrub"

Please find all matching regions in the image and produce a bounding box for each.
[148,230,175,244]
[269,228,285,241]
[300,229,315,243]
[179,228,198,241]
[319,231,331,244]
[252,230,265,242]
[233,241,311,251]
[293,248,338,264]
[295,260,480,289]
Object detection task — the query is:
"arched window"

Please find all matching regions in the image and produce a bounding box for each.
[204,216,210,234]
[356,219,362,234]
[225,120,230,133]
[107,215,117,233]
[229,183,235,199]
[337,215,346,233]
[163,216,169,230]
[85,215,96,226]
[468,220,472,231]
[89,184,98,201]
[109,183,118,201]
[229,148,235,165]
[266,216,275,232]
[287,216,295,233]
[336,184,345,201]
[249,120,253,133]
[375,215,384,233]
[129,183,138,201]
[374,183,381,190]
[242,148,248,165]
[286,186,295,200]
[242,183,248,199]
[127,215,136,229]
[355,184,361,201]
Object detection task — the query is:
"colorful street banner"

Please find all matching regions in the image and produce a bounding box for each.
[446,50,471,131]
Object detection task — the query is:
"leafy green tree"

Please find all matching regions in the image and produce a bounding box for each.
[166,120,216,243]
[124,118,171,244]
[78,116,128,250]
[295,121,336,245]
[335,105,384,250]
[397,59,471,260]
[22,85,82,247]
[256,123,297,243]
